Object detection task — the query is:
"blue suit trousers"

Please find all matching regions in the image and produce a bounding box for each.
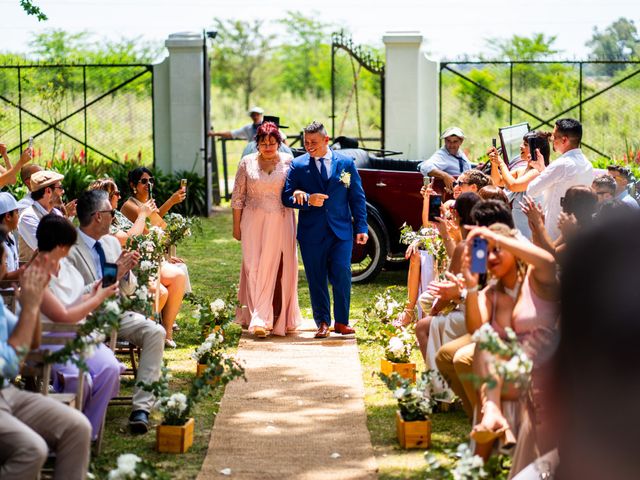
[299,226,352,327]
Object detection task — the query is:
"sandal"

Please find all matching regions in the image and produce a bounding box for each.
[253,326,267,338]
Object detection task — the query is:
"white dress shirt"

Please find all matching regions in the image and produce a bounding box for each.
[616,190,640,209]
[313,149,333,177]
[78,229,102,277]
[527,148,594,240]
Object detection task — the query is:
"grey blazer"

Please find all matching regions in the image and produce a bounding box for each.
[66,230,137,296]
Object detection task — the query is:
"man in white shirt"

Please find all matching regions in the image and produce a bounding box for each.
[606,165,639,209]
[209,105,264,142]
[418,126,472,192]
[527,118,594,240]
[17,170,65,262]
[0,192,21,279]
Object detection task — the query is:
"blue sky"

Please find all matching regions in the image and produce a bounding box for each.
[2,0,638,60]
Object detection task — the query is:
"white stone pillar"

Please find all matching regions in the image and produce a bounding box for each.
[383,32,439,160]
[153,32,205,175]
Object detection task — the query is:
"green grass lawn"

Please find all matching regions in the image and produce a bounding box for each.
[93,208,471,478]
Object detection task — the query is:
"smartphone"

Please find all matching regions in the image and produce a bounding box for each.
[492,138,497,148]
[28,136,34,149]
[470,237,488,274]
[102,262,118,287]
[148,182,153,199]
[428,194,442,222]
[528,138,538,162]
[180,178,187,189]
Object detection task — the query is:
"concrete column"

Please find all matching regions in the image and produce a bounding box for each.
[383,32,439,160]
[153,32,205,175]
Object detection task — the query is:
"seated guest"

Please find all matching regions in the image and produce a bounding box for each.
[89,178,186,346]
[591,174,616,203]
[0,192,21,281]
[16,164,43,211]
[434,199,516,418]
[606,165,639,209]
[414,192,482,405]
[66,190,166,434]
[0,143,33,189]
[489,131,551,240]
[120,167,186,229]
[418,126,471,193]
[0,236,92,479]
[460,224,558,467]
[456,169,492,193]
[36,214,122,441]
[17,170,65,262]
[117,171,189,346]
[526,118,594,240]
[478,185,509,204]
[523,186,597,258]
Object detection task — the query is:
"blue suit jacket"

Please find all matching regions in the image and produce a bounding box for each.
[282,149,368,244]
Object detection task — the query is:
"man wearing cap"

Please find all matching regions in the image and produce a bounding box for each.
[418,126,471,191]
[241,115,292,157]
[0,192,21,280]
[209,106,264,142]
[606,165,639,209]
[17,170,65,262]
[16,164,42,211]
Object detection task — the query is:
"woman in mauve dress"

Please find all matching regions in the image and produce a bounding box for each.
[231,121,302,338]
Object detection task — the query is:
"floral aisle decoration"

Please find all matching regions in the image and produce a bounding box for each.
[138,351,245,453]
[471,323,533,390]
[122,227,166,319]
[362,286,405,344]
[191,330,225,379]
[107,453,168,480]
[162,213,201,253]
[424,443,489,479]
[381,326,417,382]
[380,371,440,448]
[44,300,122,372]
[399,223,448,275]
[186,284,238,339]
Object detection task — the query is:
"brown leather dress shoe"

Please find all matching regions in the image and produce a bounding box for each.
[334,323,355,335]
[315,322,330,338]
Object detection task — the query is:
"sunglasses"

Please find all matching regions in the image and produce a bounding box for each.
[138,178,155,185]
[453,180,468,187]
[111,191,121,198]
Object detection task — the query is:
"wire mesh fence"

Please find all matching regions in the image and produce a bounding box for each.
[0,64,154,165]
[440,61,640,162]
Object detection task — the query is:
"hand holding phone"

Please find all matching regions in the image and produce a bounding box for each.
[470,237,488,274]
[102,262,118,287]
[180,178,187,190]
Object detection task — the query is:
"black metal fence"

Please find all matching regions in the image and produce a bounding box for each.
[0,63,154,164]
[440,61,640,161]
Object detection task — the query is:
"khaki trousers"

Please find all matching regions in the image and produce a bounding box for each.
[118,311,166,412]
[435,334,477,418]
[0,385,91,480]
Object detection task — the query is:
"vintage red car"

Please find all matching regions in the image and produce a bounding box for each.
[344,150,448,283]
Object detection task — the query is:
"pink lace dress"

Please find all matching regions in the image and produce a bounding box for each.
[231,152,302,335]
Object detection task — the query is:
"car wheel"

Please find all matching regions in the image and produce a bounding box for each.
[351,214,388,283]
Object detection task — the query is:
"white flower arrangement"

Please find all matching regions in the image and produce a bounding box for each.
[425,442,488,480]
[339,169,351,188]
[108,453,167,480]
[381,370,441,421]
[384,327,415,363]
[191,330,225,364]
[210,299,226,314]
[104,300,121,315]
[399,223,448,270]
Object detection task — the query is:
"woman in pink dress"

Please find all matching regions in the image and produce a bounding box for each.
[231,122,302,338]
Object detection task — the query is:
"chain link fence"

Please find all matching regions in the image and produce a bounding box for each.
[440,61,640,162]
[0,64,153,164]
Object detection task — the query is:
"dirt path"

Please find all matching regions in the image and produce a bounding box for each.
[197,319,378,480]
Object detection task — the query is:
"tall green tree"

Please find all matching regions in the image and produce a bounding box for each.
[586,17,640,75]
[487,33,560,61]
[210,19,276,109]
[276,11,332,97]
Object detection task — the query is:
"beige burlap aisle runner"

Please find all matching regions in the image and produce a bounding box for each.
[197,318,378,480]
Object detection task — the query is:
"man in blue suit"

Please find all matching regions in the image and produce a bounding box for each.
[282,121,368,338]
